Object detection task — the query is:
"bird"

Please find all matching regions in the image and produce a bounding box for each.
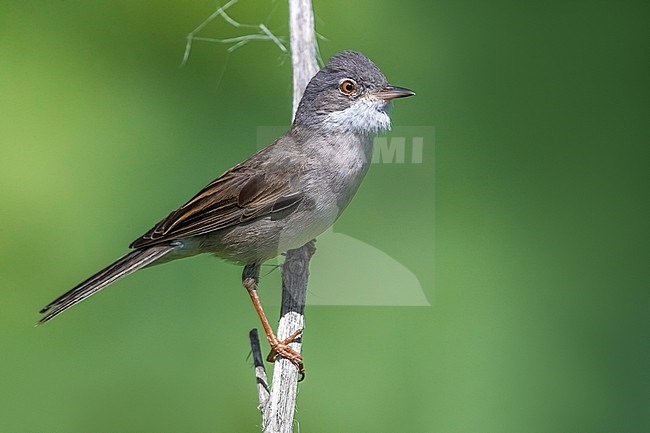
[38,50,415,372]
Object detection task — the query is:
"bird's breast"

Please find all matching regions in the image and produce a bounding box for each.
[309,134,374,218]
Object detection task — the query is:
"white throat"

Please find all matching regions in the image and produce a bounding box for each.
[322,96,392,135]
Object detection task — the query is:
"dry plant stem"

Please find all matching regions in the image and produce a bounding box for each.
[249,329,270,412]
[248,0,318,431]
[263,241,316,432]
[288,0,319,121]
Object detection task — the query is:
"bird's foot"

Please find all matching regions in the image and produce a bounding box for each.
[266,328,305,379]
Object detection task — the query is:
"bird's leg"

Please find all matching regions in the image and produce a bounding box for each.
[242,265,304,374]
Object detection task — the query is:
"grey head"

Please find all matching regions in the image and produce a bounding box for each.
[292,51,415,136]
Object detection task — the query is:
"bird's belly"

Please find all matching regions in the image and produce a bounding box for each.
[197,195,339,265]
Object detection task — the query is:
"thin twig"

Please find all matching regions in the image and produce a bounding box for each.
[260,24,288,53]
[249,329,270,411]
[181,0,240,66]
[181,0,289,65]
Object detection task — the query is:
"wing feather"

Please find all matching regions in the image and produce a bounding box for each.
[130,163,303,249]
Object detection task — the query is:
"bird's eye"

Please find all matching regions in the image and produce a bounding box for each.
[339,79,357,95]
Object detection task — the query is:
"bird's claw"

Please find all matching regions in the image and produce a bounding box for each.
[266,328,305,379]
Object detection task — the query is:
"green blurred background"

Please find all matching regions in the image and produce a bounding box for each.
[1,1,648,432]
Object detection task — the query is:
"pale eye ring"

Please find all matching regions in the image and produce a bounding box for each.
[338,79,357,95]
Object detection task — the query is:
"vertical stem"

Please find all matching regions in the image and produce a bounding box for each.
[249,329,270,411]
[264,242,316,432]
[259,1,319,432]
[288,0,319,119]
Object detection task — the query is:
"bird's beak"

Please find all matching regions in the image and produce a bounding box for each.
[374,85,416,101]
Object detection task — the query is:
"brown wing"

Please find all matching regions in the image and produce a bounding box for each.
[129,164,303,249]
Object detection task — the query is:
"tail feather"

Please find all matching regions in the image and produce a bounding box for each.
[38,245,174,324]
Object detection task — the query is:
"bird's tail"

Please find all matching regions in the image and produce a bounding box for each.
[38,245,174,324]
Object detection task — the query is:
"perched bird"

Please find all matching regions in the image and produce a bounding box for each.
[39,50,415,372]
